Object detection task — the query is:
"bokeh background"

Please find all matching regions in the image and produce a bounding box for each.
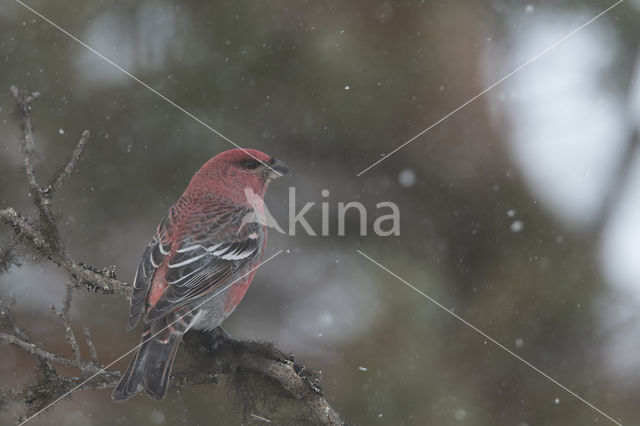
[1,0,640,424]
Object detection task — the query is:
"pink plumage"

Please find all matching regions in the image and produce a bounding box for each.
[113,148,289,401]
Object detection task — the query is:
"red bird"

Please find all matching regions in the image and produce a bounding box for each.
[112,148,289,401]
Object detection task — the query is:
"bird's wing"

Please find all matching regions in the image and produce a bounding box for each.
[143,203,264,323]
[126,213,175,329]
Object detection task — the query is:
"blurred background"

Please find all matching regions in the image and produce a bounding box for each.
[1,0,639,424]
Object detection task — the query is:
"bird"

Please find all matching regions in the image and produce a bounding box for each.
[112,148,289,401]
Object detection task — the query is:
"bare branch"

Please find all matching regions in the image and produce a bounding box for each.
[82,326,99,364]
[52,282,82,365]
[44,130,90,197]
[0,208,48,250]
[9,86,40,190]
[10,86,58,244]
[0,208,125,294]
[0,332,80,369]
[0,207,130,297]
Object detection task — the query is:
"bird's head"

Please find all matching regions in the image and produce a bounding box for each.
[190,148,290,200]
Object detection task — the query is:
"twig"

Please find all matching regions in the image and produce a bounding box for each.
[52,282,82,365]
[9,86,40,191]
[82,326,99,364]
[0,209,47,250]
[44,130,90,197]
[10,86,57,243]
[0,236,20,273]
[0,332,85,370]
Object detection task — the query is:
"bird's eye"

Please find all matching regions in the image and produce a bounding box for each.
[245,160,260,170]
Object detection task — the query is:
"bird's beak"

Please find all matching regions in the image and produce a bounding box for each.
[267,158,290,179]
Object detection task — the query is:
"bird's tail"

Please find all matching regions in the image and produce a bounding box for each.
[112,309,195,401]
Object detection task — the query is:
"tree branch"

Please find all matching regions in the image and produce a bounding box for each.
[0,87,343,425]
[10,86,58,246]
[82,326,99,364]
[44,130,90,197]
[52,281,82,365]
[0,207,129,297]
[0,236,20,274]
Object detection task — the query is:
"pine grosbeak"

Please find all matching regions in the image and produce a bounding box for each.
[112,149,289,401]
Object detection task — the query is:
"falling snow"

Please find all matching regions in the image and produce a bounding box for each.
[510,221,524,233]
[399,169,416,187]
